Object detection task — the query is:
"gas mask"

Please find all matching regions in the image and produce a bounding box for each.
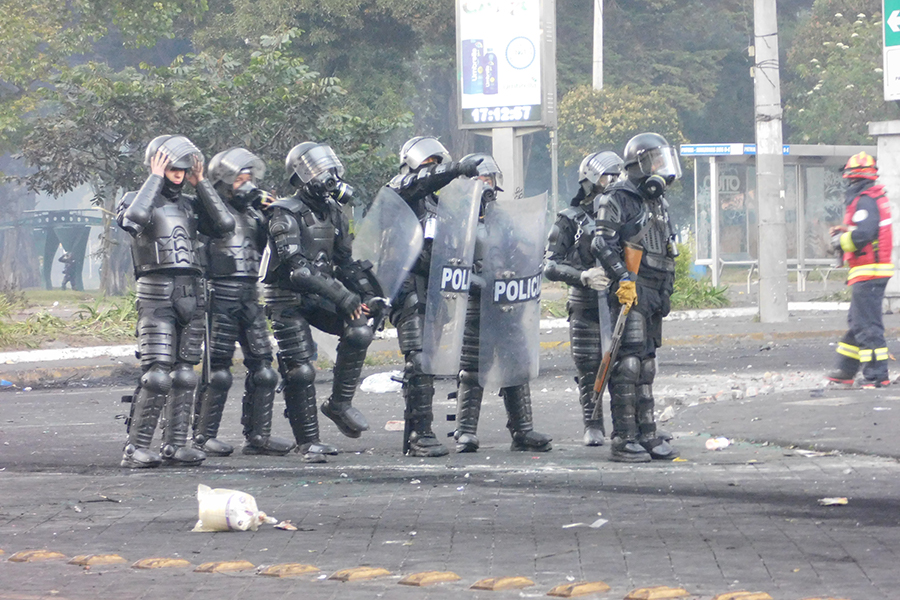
[232,180,262,209]
[331,181,355,205]
[639,174,668,199]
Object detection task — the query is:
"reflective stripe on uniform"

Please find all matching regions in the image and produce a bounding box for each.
[875,347,890,361]
[859,348,874,363]
[837,342,860,359]
[848,263,895,280]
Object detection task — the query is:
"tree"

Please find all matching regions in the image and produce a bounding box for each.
[17,31,408,294]
[784,0,900,143]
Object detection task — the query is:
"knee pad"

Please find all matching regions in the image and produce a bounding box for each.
[343,323,374,349]
[208,367,233,391]
[171,364,198,390]
[141,364,172,394]
[284,362,316,386]
[611,355,641,385]
[458,369,479,386]
[639,357,657,385]
[251,365,279,391]
[405,350,425,381]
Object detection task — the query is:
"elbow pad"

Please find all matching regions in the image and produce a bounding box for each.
[123,175,164,229]
[590,235,628,280]
[196,179,236,235]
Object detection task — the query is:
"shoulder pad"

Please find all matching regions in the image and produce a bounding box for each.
[387,174,405,190]
[117,191,138,210]
[269,196,304,212]
[558,206,583,220]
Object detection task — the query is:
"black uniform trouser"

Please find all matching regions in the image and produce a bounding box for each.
[608,276,669,441]
[835,277,889,381]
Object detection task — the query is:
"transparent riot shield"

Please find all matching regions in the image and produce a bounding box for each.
[352,187,424,303]
[478,193,547,389]
[422,177,482,376]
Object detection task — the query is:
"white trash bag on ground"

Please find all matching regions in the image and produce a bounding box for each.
[192,484,276,532]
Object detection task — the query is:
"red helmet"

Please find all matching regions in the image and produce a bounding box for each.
[842,151,878,180]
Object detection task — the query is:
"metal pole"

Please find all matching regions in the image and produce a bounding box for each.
[592,0,603,90]
[754,0,789,322]
[550,129,560,211]
[710,157,720,288]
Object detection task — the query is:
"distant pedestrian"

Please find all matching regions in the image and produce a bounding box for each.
[59,251,76,290]
[827,152,893,388]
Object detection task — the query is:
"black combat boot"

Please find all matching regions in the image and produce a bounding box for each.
[160,366,206,466]
[320,336,370,438]
[285,382,337,463]
[577,373,605,447]
[502,384,552,452]
[404,375,449,457]
[242,367,294,456]
[609,382,650,463]
[121,384,164,469]
[636,390,677,460]
[454,370,483,453]
[192,372,234,457]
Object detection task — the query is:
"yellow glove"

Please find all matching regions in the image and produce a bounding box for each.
[616,280,637,309]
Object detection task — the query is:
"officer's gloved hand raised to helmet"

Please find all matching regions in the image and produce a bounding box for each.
[457,156,484,179]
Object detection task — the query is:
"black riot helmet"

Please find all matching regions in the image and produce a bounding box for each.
[578,151,623,195]
[399,136,452,174]
[285,142,345,199]
[208,148,266,188]
[144,135,203,170]
[623,133,682,199]
[460,152,503,206]
[209,148,267,208]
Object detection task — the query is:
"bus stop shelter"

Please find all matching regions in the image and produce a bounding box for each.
[683,143,877,291]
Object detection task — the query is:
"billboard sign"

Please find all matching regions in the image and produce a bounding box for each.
[456,0,556,129]
[884,0,900,100]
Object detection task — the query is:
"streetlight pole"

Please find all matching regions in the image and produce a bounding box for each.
[754,0,789,322]
[592,0,603,90]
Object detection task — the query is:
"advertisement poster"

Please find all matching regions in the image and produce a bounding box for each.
[458,0,543,126]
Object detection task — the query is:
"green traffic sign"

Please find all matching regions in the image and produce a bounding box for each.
[886,0,900,47]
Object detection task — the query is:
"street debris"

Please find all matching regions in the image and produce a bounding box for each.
[274,520,298,531]
[589,518,608,528]
[360,371,403,393]
[818,497,849,506]
[192,484,277,532]
[384,420,405,431]
[705,436,732,450]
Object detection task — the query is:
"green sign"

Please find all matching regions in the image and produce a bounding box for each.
[886,0,900,47]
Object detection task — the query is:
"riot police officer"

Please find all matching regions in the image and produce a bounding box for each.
[591,133,680,462]
[453,154,552,453]
[117,135,235,468]
[388,136,482,457]
[192,148,295,457]
[261,142,378,462]
[544,151,623,446]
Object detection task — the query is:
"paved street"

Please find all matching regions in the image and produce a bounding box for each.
[1,312,900,599]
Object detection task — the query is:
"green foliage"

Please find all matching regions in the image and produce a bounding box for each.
[18,30,408,202]
[0,0,208,149]
[557,85,688,168]
[785,0,900,143]
[671,240,730,310]
[0,293,137,350]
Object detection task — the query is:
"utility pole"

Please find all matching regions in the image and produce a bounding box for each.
[754,0,789,322]
[592,0,603,90]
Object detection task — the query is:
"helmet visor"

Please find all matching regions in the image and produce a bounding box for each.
[161,136,203,170]
[475,155,503,189]
[637,146,682,180]
[217,148,265,184]
[293,145,344,184]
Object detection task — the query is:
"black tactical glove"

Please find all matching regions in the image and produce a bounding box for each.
[457,156,484,178]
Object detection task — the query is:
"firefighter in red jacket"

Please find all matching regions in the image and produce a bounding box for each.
[827,152,893,388]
